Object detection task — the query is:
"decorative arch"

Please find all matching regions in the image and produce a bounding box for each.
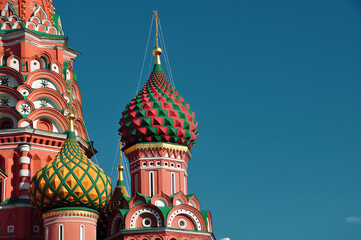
[187,195,201,210]
[27,107,68,133]
[65,67,72,80]
[0,67,24,86]
[16,100,35,115]
[13,21,23,29]
[206,211,213,232]
[74,118,87,140]
[27,88,68,110]
[0,117,14,129]
[0,85,23,101]
[50,60,61,74]
[1,3,16,18]
[166,205,207,231]
[27,56,42,72]
[68,80,82,103]
[172,192,188,206]
[27,70,68,94]
[33,6,48,21]
[71,99,83,120]
[151,192,172,207]
[0,106,22,127]
[17,85,33,98]
[7,55,21,72]
[125,204,164,229]
[18,119,33,128]
[129,193,147,208]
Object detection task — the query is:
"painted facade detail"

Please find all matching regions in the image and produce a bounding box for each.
[0,3,216,240]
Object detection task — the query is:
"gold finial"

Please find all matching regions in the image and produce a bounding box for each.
[118,140,124,182]
[68,112,75,132]
[153,10,162,64]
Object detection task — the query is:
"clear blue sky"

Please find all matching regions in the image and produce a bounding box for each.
[55,0,361,239]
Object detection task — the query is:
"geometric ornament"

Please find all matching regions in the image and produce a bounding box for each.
[119,64,199,149]
[29,132,112,212]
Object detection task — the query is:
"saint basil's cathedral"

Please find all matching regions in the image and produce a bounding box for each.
[0,0,216,239]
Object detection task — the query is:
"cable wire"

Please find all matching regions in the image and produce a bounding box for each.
[136,15,155,94]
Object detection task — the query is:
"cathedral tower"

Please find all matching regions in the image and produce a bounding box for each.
[0,1,92,238]
[107,12,215,240]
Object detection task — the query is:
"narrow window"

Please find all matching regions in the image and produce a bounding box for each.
[59,225,63,240]
[134,174,138,193]
[80,225,84,240]
[45,227,48,240]
[171,173,176,194]
[0,180,2,203]
[149,171,154,197]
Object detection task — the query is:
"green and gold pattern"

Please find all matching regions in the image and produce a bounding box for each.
[30,132,112,212]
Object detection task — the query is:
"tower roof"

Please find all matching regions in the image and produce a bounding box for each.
[0,0,63,35]
[29,113,112,212]
[119,60,199,149]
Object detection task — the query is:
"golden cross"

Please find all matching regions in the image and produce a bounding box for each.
[153,10,160,47]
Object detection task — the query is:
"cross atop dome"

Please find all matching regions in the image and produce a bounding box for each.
[0,0,63,35]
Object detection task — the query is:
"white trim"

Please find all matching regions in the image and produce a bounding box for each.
[0,203,32,209]
[58,224,63,240]
[19,169,30,177]
[104,227,216,240]
[168,209,202,230]
[171,172,175,195]
[19,156,30,164]
[44,220,97,228]
[80,225,85,240]
[149,171,154,197]
[131,167,188,176]
[130,208,162,229]
[19,144,30,152]
[19,182,30,190]
[133,157,187,166]
[19,195,30,199]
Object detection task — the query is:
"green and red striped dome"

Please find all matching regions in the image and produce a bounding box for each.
[119,64,199,149]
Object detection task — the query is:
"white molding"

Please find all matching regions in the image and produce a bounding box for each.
[131,166,188,176]
[19,195,30,199]
[19,156,30,164]
[0,203,33,209]
[19,182,30,190]
[19,169,30,177]
[104,228,216,240]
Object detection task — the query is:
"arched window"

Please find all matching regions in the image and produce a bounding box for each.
[1,121,12,129]
[58,224,63,240]
[149,171,154,197]
[80,225,84,240]
[171,173,176,195]
[2,55,8,66]
[40,56,49,69]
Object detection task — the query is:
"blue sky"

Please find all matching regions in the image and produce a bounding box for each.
[55,0,361,239]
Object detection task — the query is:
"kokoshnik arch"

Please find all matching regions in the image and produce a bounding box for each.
[0,1,216,240]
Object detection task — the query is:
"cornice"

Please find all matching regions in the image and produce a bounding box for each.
[124,142,191,158]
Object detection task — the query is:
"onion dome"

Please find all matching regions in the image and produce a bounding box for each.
[119,47,199,149]
[29,113,112,212]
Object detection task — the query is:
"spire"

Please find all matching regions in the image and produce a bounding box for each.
[153,10,162,65]
[116,140,129,197]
